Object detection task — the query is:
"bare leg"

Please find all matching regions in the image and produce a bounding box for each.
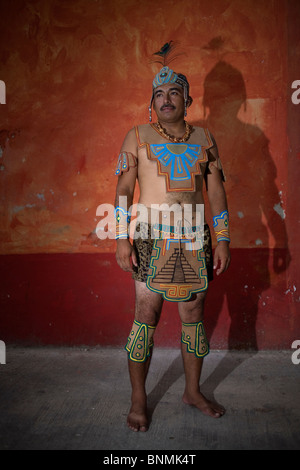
[127,281,163,432]
[181,346,225,418]
[127,353,152,432]
[178,292,225,418]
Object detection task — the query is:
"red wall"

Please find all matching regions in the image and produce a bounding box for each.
[0,249,293,349]
[0,0,299,349]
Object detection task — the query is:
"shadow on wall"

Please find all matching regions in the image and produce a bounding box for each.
[194,60,291,350]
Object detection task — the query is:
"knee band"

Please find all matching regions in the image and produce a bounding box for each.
[181,321,209,358]
[125,320,156,362]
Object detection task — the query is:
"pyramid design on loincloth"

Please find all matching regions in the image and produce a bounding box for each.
[152,246,201,284]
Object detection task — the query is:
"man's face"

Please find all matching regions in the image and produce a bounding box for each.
[152,83,185,123]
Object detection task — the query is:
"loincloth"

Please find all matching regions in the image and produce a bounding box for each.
[132,222,213,301]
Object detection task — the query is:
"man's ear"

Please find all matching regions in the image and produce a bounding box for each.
[187,96,193,108]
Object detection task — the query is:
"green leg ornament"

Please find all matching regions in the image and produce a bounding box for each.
[125,320,156,362]
[181,321,209,358]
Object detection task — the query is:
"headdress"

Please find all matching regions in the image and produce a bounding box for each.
[149,41,192,122]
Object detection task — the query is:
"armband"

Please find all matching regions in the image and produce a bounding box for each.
[114,206,131,239]
[208,158,226,182]
[115,152,137,176]
[213,210,230,242]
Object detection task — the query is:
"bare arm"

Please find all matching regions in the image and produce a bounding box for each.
[206,146,231,276]
[114,128,138,272]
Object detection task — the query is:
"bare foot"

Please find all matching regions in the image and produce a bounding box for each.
[127,397,149,432]
[182,390,225,418]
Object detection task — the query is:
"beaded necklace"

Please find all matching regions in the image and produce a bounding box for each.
[154,120,193,143]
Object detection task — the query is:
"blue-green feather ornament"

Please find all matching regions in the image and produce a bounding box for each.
[152,41,181,66]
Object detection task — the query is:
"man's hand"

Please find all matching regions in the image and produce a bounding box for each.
[116,239,138,272]
[213,241,231,276]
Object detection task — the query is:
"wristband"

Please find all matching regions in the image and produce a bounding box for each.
[213,210,230,242]
[114,206,131,239]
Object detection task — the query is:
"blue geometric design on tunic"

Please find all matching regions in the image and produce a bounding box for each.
[150,144,203,181]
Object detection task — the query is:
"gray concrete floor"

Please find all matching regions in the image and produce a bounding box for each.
[0,346,299,450]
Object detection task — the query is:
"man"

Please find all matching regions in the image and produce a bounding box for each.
[114,56,230,432]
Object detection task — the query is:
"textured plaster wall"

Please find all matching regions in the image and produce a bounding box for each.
[0,0,299,347]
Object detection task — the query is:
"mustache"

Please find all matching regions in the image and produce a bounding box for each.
[160,104,176,111]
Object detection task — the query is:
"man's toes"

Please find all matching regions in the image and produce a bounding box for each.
[139,424,149,432]
[127,414,148,432]
[127,420,139,432]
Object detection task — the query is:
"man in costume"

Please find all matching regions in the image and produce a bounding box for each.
[114,43,230,432]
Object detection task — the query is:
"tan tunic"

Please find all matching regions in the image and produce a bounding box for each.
[116,123,225,212]
[115,123,225,301]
